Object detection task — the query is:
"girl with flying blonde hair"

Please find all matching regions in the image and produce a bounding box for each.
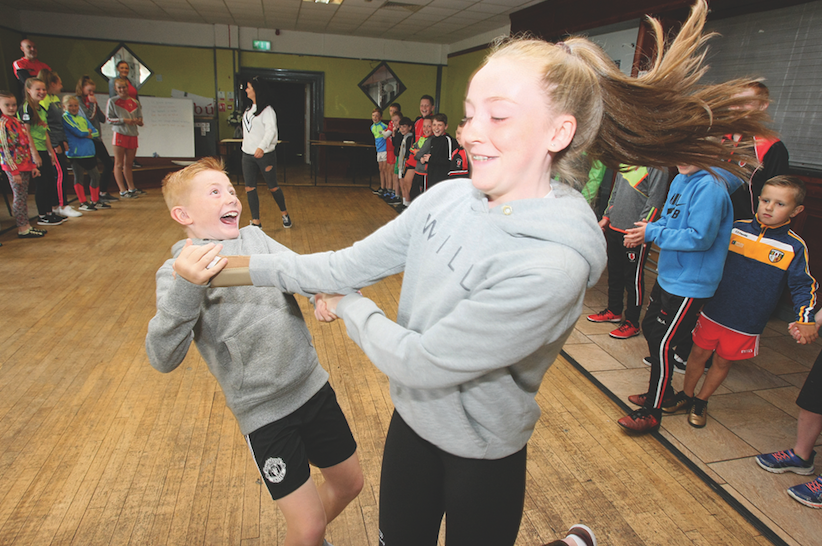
[204,2,771,544]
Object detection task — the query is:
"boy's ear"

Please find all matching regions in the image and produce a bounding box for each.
[790,204,805,218]
[170,205,194,226]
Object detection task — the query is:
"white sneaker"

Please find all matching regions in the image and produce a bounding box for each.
[60,205,83,218]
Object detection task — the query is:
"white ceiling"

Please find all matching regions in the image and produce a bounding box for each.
[3,0,545,44]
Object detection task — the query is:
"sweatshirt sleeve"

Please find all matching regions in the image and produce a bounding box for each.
[641,167,669,222]
[106,98,123,125]
[645,179,726,251]
[145,260,207,373]
[61,114,87,139]
[786,237,818,325]
[332,262,586,389]
[257,106,278,150]
[428,136,454,168]
[249,208,413,296]
[415,138,432,161]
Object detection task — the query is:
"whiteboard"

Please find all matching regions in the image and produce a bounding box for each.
[100,96,195,158]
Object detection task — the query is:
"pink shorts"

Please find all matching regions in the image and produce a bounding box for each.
[692,314,759,361]
[113,133,138,150]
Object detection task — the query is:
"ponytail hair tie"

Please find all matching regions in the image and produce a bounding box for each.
[556,41,571,54]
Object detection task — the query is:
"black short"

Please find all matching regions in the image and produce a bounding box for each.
[246,382,357,500]
[797,348,822,415]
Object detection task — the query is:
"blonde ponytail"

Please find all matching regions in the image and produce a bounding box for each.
[483,0,774,189]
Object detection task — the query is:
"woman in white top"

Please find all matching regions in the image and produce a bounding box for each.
[241,77,291,229]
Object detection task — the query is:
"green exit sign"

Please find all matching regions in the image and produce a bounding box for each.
[253,40,271,51]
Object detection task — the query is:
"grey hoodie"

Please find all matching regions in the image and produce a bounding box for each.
[250,179,606,459]
[146,227,328,435]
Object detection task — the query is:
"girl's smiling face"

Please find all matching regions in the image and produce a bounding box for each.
[462,57,575,208]
[115,82,129,99]
[28,81,47,102]
[83,82,96,97]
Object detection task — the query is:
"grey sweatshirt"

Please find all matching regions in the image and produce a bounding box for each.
[250,179,606,459]
[146,226,328,435]
[603,166,669,232]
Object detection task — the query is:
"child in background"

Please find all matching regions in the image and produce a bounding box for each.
[38,69,81,218]
[400,96,434,205]
[76,75,117,202]
[370,108,391,198]
[106,77,143,199]
[394,116,414,210]
[676,176,817,427]
[0,90,45,238]
[448,120,469,179]
[588,166,668,339]
[19,77,63,226]
[421,113,457,190]
[62,95,108,211]
[146,158,363,546]
[381,111,403,206]
[619,164,737,434]
[757,310,822,509]
[409,116,432,201]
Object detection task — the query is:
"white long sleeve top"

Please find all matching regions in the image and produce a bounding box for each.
[241,104,278,155]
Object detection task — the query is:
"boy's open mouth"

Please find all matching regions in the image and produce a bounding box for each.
[221,211,238,225]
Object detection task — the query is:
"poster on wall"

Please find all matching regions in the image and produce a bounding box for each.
[358,62,406,112]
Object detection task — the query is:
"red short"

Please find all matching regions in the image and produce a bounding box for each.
[692,313,759,361]
[113,133,138,150]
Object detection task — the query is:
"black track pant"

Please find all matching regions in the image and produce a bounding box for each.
[378,411,527,546]
[641,281,706,408]
[606,227,649,326]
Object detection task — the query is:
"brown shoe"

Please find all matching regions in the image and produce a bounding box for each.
[688,397,708,428]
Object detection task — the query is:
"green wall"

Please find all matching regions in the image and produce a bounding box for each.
[4,30,450,144]
[0,26,23,94]
[240,51,439,121]
[440,48,489,125]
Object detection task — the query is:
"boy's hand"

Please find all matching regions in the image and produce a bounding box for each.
[598,217,610,233]
[624,221,648,248]
[422,154,431,163]
[788,322,819,344]
[313,293,342,323]
[173,239,226,285]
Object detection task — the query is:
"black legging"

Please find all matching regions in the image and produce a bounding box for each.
[242,151,287,221]
[378,411,527,546]
[33,151,55,216]
[92,139,114,194]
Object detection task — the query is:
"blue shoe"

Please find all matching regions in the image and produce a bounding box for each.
[756,449,815,475]
[787,475,822,508]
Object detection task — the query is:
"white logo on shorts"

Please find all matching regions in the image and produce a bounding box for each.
[263,457,286,483]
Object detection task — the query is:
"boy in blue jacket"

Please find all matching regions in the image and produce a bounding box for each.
[677,176,817,427]
[619,165,736,433]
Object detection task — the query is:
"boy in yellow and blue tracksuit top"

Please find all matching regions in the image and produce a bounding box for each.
[679,176,817,427]
[62,97,104,209]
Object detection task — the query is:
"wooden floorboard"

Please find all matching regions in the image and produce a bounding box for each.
[0,180,770,545]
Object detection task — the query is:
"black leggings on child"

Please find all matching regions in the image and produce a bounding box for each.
[378,411,526,546]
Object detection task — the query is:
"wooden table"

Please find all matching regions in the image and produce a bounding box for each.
[310,140,376,186]
[219,139,287,185]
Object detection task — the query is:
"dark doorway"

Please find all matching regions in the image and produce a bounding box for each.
[236,68,324,169]
[269,81,306,166]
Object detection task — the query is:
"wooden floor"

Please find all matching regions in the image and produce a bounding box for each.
[0,181,774,545]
